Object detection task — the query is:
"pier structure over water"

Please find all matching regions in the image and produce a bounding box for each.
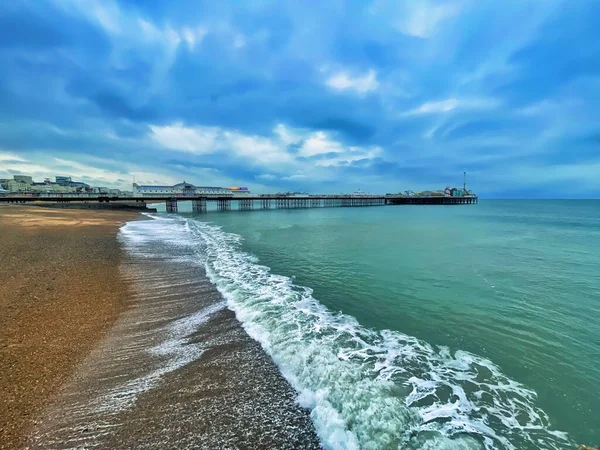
[0,193,478,212]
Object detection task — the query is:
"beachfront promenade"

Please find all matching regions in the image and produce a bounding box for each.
[0,193,478,212]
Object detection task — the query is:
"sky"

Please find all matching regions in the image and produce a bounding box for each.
[1,0,599,198]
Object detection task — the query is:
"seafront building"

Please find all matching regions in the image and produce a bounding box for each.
[0,175,84,193]
[0,174,245,197]
[1,173,473,201]
[55,176,91,191]
[0,174,118,195]
[132,182,250,197]
[2,178,30,192]
[13,175,33,184]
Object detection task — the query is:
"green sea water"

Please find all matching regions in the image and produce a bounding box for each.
[173,200,599,448]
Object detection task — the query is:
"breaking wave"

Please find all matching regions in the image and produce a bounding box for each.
[150,214,573,450]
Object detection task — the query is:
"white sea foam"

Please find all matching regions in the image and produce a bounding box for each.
[131,215,573,450]
[119,215,202,257]
[92,299,226,415]
[87,218,224,414]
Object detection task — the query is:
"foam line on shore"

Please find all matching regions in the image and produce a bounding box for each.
[29,213,322,449]
[179,216,573,450]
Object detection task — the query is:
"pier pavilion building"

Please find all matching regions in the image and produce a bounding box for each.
[132,182,249,197]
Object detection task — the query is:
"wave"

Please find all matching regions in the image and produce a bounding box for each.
[144,214,573,450]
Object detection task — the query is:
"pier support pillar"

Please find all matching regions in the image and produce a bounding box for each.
[192,199,207,213]
[239,199,253,211]
[166,198,178,213]
[217,199,231,211]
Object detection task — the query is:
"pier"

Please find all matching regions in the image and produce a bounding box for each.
[0,193,477,212]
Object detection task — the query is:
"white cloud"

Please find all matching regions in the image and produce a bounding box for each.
[149,123,219,154]
[182,26,208,50]
[223,131,293,165]
[51,157,129,185]
[134,19,181,50]
[53,0,122,34]
[0,152,28,163]
[315,146,382,167]
[326,69,379,94]
[0,161,53,175]
[0,152,142,189]
[281,173,308,181]
[294,130,382,166]
[514,98,580,118]
[138,18,159,38]
[56,0,181,47]
[516,102,551,117]
[395,2,462,38]
[149,122,382,174]
[149,123,294,166]
[50,156,220,189]
[91,2,121,33]
[273,123,302,146]
[489,161,600,192]
[256,173,277,181]
[234,34,246,49]
[410,98,459,115]
[298,131,344,157]
[405,97,499,116]
[53,0,191,106]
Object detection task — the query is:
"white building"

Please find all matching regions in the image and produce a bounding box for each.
[13,175,33,184]
[1,175,89,193]
[30,182,77,193]
[5,179,30,192]
[132,182,249,197]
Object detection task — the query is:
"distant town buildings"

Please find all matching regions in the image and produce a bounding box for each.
[14,175,33,184]
[405,187,472,198]
[444,186,466,197]
[1,173,473,200]
[55,176,71,184]
[0,178,28,192]
[0,175,250,198]
[0,174,132,197]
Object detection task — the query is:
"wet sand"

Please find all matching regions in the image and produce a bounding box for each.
[0,205,137,449]
[30,248,320,449]
[1,205,320,449]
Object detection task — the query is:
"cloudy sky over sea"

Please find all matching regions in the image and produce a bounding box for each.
[1,0,599,197]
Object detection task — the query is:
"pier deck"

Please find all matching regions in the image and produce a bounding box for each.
[0,194,477,212]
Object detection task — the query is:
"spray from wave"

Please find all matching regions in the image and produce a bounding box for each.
[154,215,572,450]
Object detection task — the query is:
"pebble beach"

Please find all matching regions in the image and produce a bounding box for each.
[0,205,136,449]
[0,205,320,449]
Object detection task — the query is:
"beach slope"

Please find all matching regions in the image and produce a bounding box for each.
[0,206,137,449]
[1,206,321,449]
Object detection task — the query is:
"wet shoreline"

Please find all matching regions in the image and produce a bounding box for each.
[28,215,321,449]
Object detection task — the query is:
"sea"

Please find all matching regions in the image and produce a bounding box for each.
[32,200,600,449]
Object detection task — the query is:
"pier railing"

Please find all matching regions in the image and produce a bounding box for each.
[0,193,478,212]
